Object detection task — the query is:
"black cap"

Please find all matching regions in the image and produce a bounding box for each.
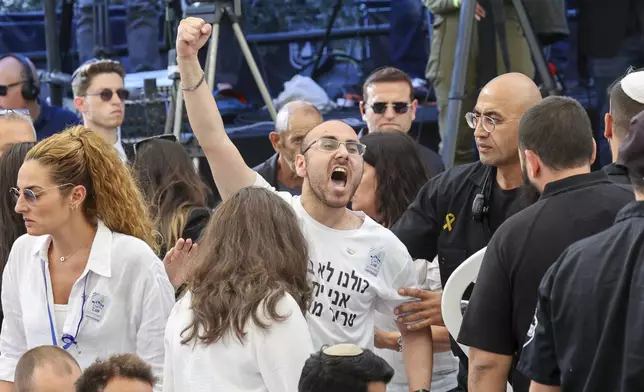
[617,110,644,179]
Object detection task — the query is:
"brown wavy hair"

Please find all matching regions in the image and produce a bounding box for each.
[182,187,312,345]
[25,126,158,253]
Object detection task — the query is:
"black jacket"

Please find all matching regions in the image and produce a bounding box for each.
[602,162,631,185]
[252,153,302,195]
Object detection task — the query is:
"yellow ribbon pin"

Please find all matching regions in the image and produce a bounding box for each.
[443,213,455,231]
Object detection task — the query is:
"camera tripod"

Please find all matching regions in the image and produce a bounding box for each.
[440,0,561,168]
[165,0,277,137]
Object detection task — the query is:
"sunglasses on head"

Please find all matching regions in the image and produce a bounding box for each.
[85,88,130,102]
[133,134,178,155]
[367,102,411,115]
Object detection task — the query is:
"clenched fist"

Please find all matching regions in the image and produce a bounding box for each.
[176,17,212,59]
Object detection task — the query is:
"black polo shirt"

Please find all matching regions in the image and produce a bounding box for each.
[602,162,630,185]
[457,171,634,392]
[518,201,644,392]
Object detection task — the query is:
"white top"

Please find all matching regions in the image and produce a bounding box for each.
[375,259,458,392]
[114,127,127,162]
[54,305,68,340]
[254,174,418,350]
[0,221,175,391]
[163,292,313,392]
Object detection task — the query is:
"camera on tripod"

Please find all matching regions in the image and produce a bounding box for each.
[183,0,242,21]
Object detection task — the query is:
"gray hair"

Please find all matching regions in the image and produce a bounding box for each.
[275,101,322,134]
[0,109,36,140]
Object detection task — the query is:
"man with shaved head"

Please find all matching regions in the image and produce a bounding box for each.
[0,54,80,140]
[0,109,36,157]
[14,346,81,392]
[390,72,543,390]
[176,17,434,391]
[253,100,323,194]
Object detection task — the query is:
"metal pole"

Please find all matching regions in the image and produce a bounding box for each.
[441,0,477,169]
[205,22,220,92]
[44,0,63,106]
[311,0,344,81]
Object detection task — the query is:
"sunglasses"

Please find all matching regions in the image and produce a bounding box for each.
[10,183,74,205]
[367,102,411,115]
[85,88,130,102]
[133,134,178,155]
[0,81,26,97]
[301,137,366,155]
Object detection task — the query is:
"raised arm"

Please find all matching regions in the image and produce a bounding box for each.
[176,17,257,200]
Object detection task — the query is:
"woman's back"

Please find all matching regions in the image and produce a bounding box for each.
[164,292,313,392]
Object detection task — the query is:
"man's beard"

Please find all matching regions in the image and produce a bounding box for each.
[517,163,541,210]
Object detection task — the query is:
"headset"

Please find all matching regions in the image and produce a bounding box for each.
[0,53,40,101]
[472,165,493,222]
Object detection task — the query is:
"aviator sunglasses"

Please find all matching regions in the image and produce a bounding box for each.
[366,102,412,115]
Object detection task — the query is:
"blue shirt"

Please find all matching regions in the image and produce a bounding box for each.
[33,100,82,140]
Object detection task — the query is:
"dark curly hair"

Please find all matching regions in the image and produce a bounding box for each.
[360,131,429,227]
[75,353,156,392]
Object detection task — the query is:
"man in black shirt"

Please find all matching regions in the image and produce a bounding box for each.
[390,72,542,390]
[457,96,634,392]
[602,69,644,184]
[518,109,644,392]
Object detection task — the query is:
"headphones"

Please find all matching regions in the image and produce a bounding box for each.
[472,166,493,222]
[0,53,40,101]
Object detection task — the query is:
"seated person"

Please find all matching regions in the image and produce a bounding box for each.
[0,54,80,140]
[299,344,394,392]
[253,100,324,194]
[14,346,81,392]
[0,109,36,156]
[75,354,156,392]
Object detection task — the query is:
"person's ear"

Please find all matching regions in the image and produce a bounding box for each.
[604,112,613,141]
[410,99,418,121]
[69,185,87,211]
[73,96,87,114]
[590,139,597,165]
[524,150,541,178]
[269,132,281,153]
[359,101,367,121]
[295,153,307,177]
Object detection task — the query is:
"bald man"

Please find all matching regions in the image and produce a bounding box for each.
[14,346,81,392]
[0,109,36,157]
[253,100,324,195]
[0,54,80,140]
[390,72,542,391]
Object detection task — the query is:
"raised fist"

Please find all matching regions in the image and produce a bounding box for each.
[176,17,212,59]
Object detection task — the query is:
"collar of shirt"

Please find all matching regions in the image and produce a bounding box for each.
[615,200,644,223]
[540,170,610,200]
[30,220,112,278]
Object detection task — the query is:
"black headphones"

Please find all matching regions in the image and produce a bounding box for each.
[472,166,493,222]
[0,53,40,101]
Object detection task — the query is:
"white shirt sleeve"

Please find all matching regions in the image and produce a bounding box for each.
[374,243,419,316]
[0,244,28,382]
[162,306,176,392]
[136,256,175,392]
[253,294,314,392]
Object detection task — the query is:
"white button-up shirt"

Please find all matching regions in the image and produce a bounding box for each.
[0,221,175,390]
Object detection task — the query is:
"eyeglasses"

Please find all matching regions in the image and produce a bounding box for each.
[133,134,178,155]
[465,112,519,133]
[302,137,366,155]
[10,183,74,205]
[367,102,411,115]
[85,88,130,102]
[0,81,26,96]
[0,108,29,117]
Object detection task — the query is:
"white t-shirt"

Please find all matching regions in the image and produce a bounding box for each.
[163,292,313,392]
[254,174,418,350]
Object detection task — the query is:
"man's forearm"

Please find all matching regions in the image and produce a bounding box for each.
[401,328,433,390]
[431,326,452,352]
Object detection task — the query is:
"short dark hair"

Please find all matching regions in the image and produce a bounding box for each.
[15,346,80,392]
[518,96,594,170]
[75,354,156,392]
[609,80,644,139]
[71,60,126,97]
[362,67,414,103]
[298,345,394,392]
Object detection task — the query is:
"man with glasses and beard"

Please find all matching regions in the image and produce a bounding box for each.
[389,72,541,391]
[457,96,633,392]
[175,17,434,392]
[71,59,131,162]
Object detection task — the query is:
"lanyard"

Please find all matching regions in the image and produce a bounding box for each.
[40,259,89,350]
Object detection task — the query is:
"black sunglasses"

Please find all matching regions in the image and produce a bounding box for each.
[367,102,411,115]
[85,88,130,102]
[0,81,26,97]
[134,134,178,155]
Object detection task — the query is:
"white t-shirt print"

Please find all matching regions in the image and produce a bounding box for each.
[254,174,418,350]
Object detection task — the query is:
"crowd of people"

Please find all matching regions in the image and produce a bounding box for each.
[0,8,644,392]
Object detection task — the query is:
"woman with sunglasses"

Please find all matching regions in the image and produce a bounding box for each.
[0,126,175,391]
[351,131,459,392]
[0,142,36,325]
[132,135,211,291]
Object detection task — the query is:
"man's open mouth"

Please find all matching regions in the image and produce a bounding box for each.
[331,167,348,188]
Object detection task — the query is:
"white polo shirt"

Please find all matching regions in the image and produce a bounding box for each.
[0,221,175,390]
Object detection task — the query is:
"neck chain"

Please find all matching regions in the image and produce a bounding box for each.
[56,246,86,263]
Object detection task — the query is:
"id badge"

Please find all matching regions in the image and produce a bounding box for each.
[86,292,109,322]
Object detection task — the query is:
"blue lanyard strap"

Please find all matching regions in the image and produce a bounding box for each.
[41,260,90,350]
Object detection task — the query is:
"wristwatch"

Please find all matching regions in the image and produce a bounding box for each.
[397,334,403,352]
